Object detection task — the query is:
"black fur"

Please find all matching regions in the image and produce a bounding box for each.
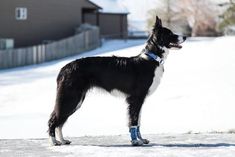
[48,16,186,144]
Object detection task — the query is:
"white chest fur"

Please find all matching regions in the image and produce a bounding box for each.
[148,65,164,95]
[146,47,169,95]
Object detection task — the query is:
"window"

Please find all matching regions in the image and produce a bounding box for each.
[15,8,27,20]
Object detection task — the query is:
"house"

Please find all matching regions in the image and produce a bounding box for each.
[0,0,128,48]
[86,0,129,38]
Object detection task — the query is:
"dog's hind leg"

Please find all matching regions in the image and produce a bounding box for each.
[48,114,70,146]
[55,126,71,145]
[48,110,61,146]
[48,81,87,146]
[127,95,149,146]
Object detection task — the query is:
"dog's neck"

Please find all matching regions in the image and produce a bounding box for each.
[140,44,169,65]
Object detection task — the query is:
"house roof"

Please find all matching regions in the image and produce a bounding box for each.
[86,0,102,9]
[89,0,129,14]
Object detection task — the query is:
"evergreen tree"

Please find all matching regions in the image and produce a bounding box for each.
[218,0,235,31]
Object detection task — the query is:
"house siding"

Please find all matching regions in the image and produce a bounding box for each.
[84,13,128,38]
[0,0,98,48]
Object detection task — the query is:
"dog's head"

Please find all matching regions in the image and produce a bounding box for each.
[151,16,186,50]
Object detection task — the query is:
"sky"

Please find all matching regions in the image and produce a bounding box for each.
[91,0,230,21]
[118,0,158,21]
[91,0,158,21]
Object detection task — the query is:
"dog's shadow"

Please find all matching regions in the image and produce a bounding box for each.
[71,143,235,148]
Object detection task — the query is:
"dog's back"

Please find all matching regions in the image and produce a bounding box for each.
[57,56,157,94]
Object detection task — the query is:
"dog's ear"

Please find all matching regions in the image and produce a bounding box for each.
[154,16,162,29]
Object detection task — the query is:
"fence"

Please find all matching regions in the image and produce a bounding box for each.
[0,27,100,70]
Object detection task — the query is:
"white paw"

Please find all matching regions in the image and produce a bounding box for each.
[60,139,71,145]
[49,138,62,146]
[131,140,144,146]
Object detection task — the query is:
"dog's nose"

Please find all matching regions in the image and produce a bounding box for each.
[183,36,187,40]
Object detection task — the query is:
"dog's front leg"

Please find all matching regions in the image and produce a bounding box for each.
[127,95,149,146]
[136,126,150,144]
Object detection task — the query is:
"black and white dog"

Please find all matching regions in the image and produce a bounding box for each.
[48,16,186,146]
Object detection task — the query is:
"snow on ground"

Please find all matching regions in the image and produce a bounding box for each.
[0,37,235,156]
[1,134,235,157]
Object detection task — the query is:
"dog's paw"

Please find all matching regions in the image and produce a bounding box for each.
[61,139,71,145]
[49,136,60,146]
[131,140,144,146]
[50,139,62,146]
[141,139,150,144]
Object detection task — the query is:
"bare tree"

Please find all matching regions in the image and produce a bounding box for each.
[176,0,218,36]
[147,0,173,29]
[147,0,218,36]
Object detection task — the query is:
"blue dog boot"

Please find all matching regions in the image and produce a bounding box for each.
[129,126,144,146]
[137,126,150,144]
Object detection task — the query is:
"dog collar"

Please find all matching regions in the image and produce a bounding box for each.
[144,51,164,65]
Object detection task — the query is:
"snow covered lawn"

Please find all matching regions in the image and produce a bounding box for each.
[0,37,235,156]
